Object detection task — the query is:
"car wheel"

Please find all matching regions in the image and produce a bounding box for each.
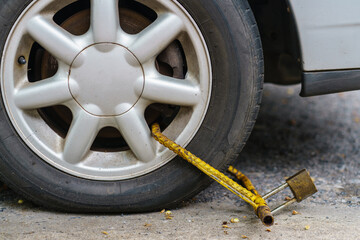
[0,0,263,212]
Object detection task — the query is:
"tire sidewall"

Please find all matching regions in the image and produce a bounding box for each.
[0,0,262,212]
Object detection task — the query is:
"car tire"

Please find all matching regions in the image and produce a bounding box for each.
[0,0,263,212]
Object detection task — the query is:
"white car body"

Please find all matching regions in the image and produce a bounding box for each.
[290,0,360,71]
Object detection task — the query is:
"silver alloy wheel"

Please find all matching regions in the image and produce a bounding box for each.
[1,0,211,180]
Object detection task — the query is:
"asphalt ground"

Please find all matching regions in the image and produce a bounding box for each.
[1,84,359,239]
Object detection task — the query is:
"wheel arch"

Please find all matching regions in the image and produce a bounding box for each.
[247,0,302,85]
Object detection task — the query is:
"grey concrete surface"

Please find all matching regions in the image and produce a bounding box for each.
[1,84,360,239]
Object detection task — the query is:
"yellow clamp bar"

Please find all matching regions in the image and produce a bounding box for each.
[151,123,273,226]
[228,166,259,197]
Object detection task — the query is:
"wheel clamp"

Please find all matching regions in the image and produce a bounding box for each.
[152,123,317,226]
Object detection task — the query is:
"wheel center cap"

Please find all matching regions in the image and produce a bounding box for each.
[68,43,144,116]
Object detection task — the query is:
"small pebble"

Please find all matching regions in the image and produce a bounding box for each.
[292,210,300,215]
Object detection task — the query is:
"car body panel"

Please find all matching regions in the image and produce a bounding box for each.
[289,0,360,72]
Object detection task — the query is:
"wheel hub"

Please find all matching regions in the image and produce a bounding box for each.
[68,43,144,116]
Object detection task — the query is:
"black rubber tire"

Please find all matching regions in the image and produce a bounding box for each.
[0,0,263,212]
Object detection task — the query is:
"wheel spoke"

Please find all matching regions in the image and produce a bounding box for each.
[116,108,156,163]
[128,13,184,64]
[63,111,100,164]
[14,76,77,110]
[90,0,119,43]
[27,16,84,66]
[137,75,200,106]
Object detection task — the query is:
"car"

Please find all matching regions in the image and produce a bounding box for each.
[0,0,357,212]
